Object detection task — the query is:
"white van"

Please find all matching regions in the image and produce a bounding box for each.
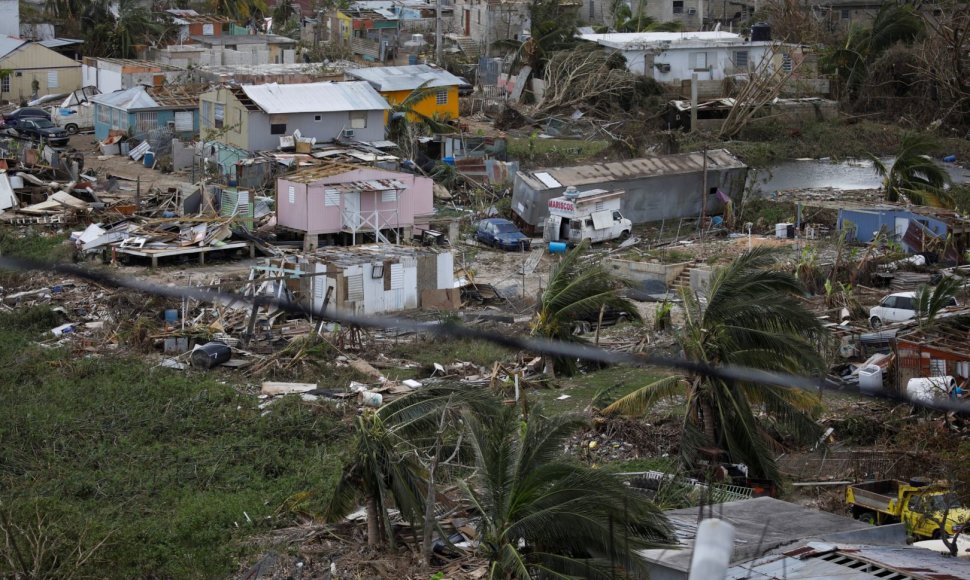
[49,86,99,134]
[542,187,632,245]
[869,291,958,328]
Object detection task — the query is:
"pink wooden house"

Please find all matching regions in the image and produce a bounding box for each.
[277,162,434,246]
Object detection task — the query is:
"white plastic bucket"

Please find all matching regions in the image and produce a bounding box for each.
[360,391,383,408]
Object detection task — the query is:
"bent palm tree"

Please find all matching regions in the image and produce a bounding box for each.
[915,275,962,328]
[532,241,641,376]
[461,405,673,578]
[326,386,489,547]
[872,132,952,206]
[604,248,827,485]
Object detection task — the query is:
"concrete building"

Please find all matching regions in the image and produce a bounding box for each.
[511,149,748,234]
[578,31,813,86]
[198,81,389,152]
[345,64,462,122]
[91,85,202,141]
[82,58,188,94]
[276,162,434,246]
[187,34,298,65]
[0,37,81,104]
[449,0,529,55]
[255,244,456,316]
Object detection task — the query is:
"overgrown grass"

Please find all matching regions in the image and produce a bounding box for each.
[507,137,611,168]
[384,336,516,370]
[0,308,348,579]
[533,364,673,414]
[0,227,72,261]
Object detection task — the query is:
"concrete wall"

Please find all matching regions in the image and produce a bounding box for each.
[512,166,749,229]
[606,259,690,286]
[246,109,385,151]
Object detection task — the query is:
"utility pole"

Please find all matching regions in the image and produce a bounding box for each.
[700,146,708,237]
[435,0,443,65]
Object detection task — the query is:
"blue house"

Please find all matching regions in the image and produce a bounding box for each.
[838,206,970,260]
[91,85,202,141]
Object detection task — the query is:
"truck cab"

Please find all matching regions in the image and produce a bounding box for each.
[543,187,632,246]
[846,479,970,539]
[49,86,99,134]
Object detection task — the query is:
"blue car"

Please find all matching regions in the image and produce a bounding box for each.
[476,218,531,251]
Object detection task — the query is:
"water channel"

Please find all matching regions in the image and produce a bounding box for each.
[752,158,970,194]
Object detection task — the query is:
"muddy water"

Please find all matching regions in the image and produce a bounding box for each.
[752,158,970,194]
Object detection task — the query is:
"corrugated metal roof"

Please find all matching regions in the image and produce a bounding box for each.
[38,38,83,49]
[240,81,389,114]
[345,64,463,92]
[92,86,159,111]
[580,30,743,50]
[0,36,26,60]
[520,149,747,190]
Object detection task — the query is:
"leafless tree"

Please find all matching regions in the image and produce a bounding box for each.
[717,43,803,139]
[533,47,639,116]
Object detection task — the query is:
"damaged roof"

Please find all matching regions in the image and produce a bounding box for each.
[345,64,463,92]
[579,30,743,50]
[239,81,390,114]
[301,243,444,268]
[92,85,205,111]
[518,149,746,191]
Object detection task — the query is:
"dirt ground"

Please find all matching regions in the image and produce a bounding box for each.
[69,133,195,194]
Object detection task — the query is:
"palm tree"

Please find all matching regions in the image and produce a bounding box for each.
[532,241,641,376]
[326,386,492,548]
[915,275,962,328]
[110,0,164,59]
[604,248,827,485]
[872,132,952,206]
[460,404,673,578]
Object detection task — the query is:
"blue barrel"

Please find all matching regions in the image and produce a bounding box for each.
[164,309,179,323]
[408,54,418,65]
[944,155,957,163]
[548,241,568,254]
[143,152,155,167]
[443,156,455,166]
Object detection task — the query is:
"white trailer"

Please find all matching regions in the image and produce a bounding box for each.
[49,86,100,134]
[542,187,632,245]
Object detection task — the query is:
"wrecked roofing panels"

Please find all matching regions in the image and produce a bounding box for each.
[519,149,746,191]
[297,243,445,268]
[240,81,390,114]
[92,85,205,111]
[345,64,463,92]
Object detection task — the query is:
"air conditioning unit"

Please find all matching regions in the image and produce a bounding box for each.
[342,128,355,138]
[687,8,697,14]
[655,63,671,73]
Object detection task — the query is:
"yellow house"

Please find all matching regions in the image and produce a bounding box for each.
[345,64,461,122]
[0,37,81,105]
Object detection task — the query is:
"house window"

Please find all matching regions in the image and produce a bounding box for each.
[324,188,340,206]
[381,189,397,203]
[1,75,8,93]
[436,90,448,105]
[269,114,287,135]
[47,71,58,88]
[97,105,108,124]
[589,0,595,19]
[690,52,708,69]
[314,114,322,122]
[135,111,158,133]
[673,0,684,14]
[288,185,295,204]
[841,8,849,19]
[214,103,224,129]
[349,111,367,129]
[734,50,748,68]
[782,52,793,73]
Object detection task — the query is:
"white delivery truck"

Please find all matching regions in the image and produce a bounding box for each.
[50,86,100,134]
[542,186,632,245]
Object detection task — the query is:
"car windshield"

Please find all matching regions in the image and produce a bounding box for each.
[927,493,960,512]
[494,223,519,234]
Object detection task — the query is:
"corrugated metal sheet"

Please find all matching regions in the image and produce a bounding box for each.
[346,64,463,92]
[519,149,747,190]
[92,86,159,111]
[240,81,389,114]
[0,37,26,60]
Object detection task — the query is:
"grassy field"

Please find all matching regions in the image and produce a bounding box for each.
[0,308,349,578]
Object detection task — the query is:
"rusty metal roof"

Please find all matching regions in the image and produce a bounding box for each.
[518,149,747,191]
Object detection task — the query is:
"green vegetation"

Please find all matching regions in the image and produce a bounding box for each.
[605,248,828,485]
[507,136,610,167]
[533,365,672,414]
[385,336,515,370]
[872,132,952,206]
[0,228,71,262]
[0,308,347,578]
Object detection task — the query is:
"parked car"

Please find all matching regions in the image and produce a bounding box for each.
[12,117,69,146]
[476,218,531,251]
[457,76,473,97]
[1,107,52,128]
[869,291,958,328]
